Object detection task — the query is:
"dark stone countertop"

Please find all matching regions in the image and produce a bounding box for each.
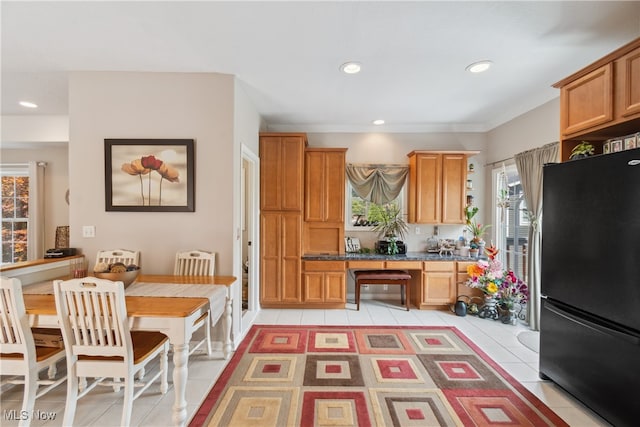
[302,251,484,262]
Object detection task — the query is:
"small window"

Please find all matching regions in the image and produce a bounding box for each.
[2,166,30,264]
[346,181,405,230]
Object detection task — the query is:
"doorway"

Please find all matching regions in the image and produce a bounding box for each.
[240,145,259,332]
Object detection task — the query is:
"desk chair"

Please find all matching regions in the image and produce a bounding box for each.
[354,270,412,311]
[1,277,66,427]
[174,250,215,356]
[53,277,169,427]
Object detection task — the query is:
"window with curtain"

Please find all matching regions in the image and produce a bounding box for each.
[347,182,404,228]
[494,164,529,284]
[345,164,408,229]
[2,164,30,264]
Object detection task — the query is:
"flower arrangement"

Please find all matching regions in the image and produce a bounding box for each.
[465,245,529,309]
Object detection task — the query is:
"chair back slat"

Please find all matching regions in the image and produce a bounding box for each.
[174,250,215,276]
[54,278,131,359]
[0,277,35,358]
[95,249,140,270]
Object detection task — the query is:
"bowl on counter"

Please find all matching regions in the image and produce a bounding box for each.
[93,269,139,288]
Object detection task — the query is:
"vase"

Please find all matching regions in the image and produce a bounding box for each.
[478,295,499,320]
[469,249,479,258]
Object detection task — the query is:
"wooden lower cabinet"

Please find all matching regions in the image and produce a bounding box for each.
[412,261,456,309]
[260,212,302,306]
[302,261,346,308]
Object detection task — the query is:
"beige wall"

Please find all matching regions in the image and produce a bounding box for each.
[485,97,560,165]
[0,145,70,251]
[68,71,238,275]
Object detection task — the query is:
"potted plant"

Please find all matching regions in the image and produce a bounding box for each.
[372,204,408,255]
[569,141,594,160]
[466,220,490,257]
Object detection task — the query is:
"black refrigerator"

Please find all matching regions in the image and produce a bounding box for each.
[540,148,640,427]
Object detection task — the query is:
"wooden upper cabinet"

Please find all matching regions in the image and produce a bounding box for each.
[554,37,640,161]
[441,154,467,224]
[559,63,613,136]
[408,151,472,224]
[304,148,346,222]
[260,133,307,211]
[618,45,640,118]
[408,152,441,223]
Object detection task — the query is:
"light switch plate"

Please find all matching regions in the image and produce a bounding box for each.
[82,225,95,238]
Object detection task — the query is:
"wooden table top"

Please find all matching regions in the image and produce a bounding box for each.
[135,274,236,286]
[24,293,208,318]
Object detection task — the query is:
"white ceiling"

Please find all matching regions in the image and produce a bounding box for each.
[2,1,639,133]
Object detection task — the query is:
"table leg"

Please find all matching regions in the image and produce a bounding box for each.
[171,343,189,427]
[223,296,232,359]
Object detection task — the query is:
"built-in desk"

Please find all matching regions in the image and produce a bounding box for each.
[302,252,484,309]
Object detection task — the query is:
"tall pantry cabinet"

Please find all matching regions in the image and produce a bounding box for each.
[259,133,307,306]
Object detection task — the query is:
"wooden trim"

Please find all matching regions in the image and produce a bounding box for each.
[0,255,84,273]
[407,150,479,157]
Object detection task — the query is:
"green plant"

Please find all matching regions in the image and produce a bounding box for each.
[466,220,490,245]
[569,141,594,159]
[371,204,408,240]
[464,205,478,225]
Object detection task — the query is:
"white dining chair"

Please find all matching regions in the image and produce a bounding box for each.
[174,250,215,356]
[95,249,140,269]
[53,277,169,427]
[1,277,66,427]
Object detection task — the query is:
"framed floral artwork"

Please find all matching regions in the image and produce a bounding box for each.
[104,139,195,212]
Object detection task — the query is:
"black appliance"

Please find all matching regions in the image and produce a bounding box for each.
[540,148,640,427]
[375,240,406,255]
[44,248,77,258]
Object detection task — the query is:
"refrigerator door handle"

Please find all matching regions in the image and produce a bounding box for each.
[546,302,640,345]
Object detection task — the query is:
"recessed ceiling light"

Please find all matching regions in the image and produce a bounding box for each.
[340,61,362,74]
[465,60,493,73]
[19,101,38,108]
[372,119,385,125]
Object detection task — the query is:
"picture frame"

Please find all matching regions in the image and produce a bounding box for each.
[603,141,610,154]
[105,139,195,212]
[624,134,637,150]
[610,139,623,153]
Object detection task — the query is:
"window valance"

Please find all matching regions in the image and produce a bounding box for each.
[345,164,409,205]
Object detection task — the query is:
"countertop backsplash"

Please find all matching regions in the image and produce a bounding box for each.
[345,224,468,254]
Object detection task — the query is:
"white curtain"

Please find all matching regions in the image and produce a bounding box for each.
[345,164,408,205]
[27,161,46,260]
[514,142,559,330]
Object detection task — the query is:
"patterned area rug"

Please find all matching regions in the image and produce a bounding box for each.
[190,325,566,427]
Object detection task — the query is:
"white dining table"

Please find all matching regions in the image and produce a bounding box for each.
[23,274,236,427]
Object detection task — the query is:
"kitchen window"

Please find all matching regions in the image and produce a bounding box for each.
[346,181,405,230]
[2,165,29,264]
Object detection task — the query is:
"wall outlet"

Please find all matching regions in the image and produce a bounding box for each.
[362,285,369,290]
[415,227,421,235]
[383,285,388,291]
[82,225,95,238]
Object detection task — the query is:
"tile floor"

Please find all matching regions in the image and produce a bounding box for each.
[1,299,610,426]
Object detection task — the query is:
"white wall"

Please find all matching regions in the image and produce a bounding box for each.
[68,71,237,274]
[1,115,69,145]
